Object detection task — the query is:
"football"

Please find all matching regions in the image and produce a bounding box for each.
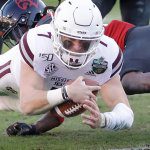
[54,78,99,118]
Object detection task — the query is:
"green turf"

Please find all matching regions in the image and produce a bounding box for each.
[0,94,149,150]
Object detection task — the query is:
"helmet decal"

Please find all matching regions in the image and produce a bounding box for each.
[15,0,39,10]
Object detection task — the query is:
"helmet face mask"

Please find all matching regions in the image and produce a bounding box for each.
[54,33,102,68]
[53,0,104,69]
[2,15,29,48]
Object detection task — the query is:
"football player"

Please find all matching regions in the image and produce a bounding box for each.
[7,19,150,136]
[1,0,134,135]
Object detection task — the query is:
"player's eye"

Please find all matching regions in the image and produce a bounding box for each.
[81,41,91,51]
[62,40,73,49]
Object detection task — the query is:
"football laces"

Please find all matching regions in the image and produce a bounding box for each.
[64,103,83,116]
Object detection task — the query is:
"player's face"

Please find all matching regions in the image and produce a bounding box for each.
[61,36,91,53]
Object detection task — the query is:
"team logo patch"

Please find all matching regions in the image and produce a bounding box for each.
[44,63,58,76]
[92,57,108,74]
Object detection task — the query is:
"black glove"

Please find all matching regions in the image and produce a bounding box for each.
[6,122,38,136]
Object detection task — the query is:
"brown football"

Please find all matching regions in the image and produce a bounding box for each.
[54,78,99,118]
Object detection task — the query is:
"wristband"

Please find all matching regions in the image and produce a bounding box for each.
[61,86,70,101]
[47,88,64,108]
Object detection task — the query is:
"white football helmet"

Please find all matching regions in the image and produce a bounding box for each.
[53,0,104,69]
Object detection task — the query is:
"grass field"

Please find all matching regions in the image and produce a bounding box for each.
[0,0,150,149]
[0,94,149,149]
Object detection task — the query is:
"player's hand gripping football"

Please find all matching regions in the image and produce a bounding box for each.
[67,76,100,104]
